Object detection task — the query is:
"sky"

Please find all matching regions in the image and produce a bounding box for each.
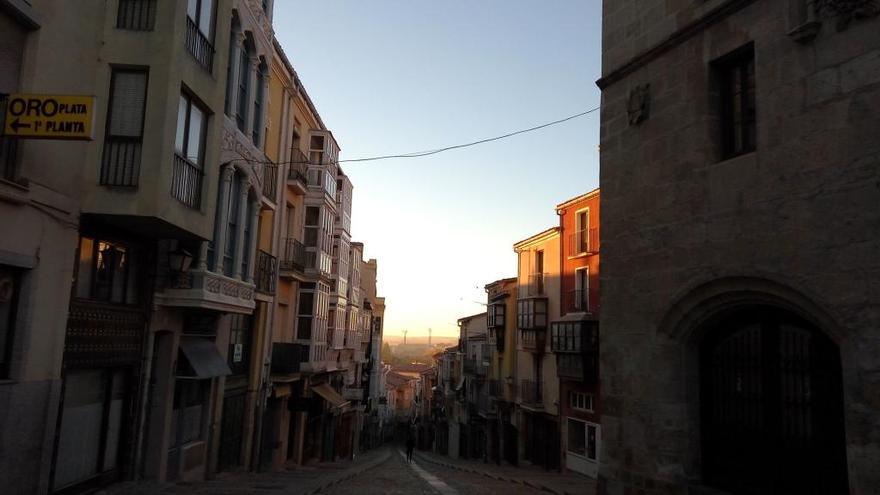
[273,1,602,339]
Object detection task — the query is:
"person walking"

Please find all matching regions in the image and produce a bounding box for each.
[406,435,415,463]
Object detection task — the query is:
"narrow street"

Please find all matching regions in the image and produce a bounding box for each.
[97,446,578,495]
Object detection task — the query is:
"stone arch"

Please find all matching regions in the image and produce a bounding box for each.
[657,276,847,346]
[653,276,850,492]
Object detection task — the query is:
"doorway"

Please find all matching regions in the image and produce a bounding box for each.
[700,306,848,494]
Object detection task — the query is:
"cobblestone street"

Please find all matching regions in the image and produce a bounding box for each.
[95,446,592,495]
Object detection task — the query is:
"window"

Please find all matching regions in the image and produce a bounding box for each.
[101,69,148,187]
[252,65,264,145]
[0,266,20,377]
[185,0,215,70]
[297,290,314,340]
[488,303,505,328]
[240,200,253,277]
[173,93,206,208]
[223,171,242,276]
[717,44,756,159]
[224,27,236,115]
[236,46,250,132]
[117,0,156,30]
[569,391,593,411]
[574,209,589,254]
[567,418,599,461]
[171,378,209,446]
[574,267,588,311]
[74,237,142,305]
[517,298,547,329]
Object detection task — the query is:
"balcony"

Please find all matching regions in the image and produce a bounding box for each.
[171,153,202,209]
[254,250,277,295]
[185,16,214,71]
[568,227,599,256]
[520,328,546,352]
[551,321,599,382]
[157,268,254,313]
[527,273,546,296]
[565,288,590,313]
[271,342,309,374]
[342,387,363,401]
[279,237,306,275]
[520,379,543,408]
[117,0,157,30]
[287,149,308,194]
[100,136,141,187]
[262,162,278,203]
[517,297,547,330]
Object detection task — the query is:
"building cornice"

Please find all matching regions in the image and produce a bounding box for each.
[513,227,560,252]
[556,187,600,213]
[596,0,757,90]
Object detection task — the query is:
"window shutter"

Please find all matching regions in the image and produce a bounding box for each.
[109,72,147,137]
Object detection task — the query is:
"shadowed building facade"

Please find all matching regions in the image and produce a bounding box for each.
[597,1,879,494]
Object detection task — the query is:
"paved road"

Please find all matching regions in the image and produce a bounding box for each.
[323,449,545,495]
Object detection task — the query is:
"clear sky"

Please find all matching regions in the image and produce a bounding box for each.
[273,1,602,339]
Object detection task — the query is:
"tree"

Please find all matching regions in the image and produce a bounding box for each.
[381,341,394,364]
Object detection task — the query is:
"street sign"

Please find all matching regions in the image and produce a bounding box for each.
[2,94,95,140]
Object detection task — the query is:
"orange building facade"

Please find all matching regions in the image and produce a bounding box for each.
[553,189,601,477]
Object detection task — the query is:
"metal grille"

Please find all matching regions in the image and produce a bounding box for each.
[280,237,306,271]
[171,153,202,208]
[700,309,848,494]
[100,137,141,186]
[185,16,214,71]
[262,162,277,202]
[254,250,277,295]
[64,300,146,368]
[116,0,156,30]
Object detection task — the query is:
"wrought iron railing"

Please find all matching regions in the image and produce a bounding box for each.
[262,162,277,202]
[185,16,214,71]
[117,0,156,30]
[280,237,306,272]
[254,250,276,295]
[528,273,546,295]
[288,149,308,183]
[520,379,543,406]
[171,153,202,208]
[100,136,141,186]
[568,227,599,255]
[567,288,589,313]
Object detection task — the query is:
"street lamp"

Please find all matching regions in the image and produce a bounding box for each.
[167,247,193,273]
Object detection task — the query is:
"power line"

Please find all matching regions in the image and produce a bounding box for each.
[337,106,600,163]
[221,105,599,167]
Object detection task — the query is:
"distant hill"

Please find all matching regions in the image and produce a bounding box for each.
[383,335,457,346]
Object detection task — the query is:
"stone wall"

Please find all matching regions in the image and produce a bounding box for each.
[598,0,880,493]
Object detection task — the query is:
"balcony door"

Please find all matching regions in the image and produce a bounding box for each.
[575,267,588,312]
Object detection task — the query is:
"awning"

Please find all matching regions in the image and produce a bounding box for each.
[311,383,350,409]
[178,338,231,379]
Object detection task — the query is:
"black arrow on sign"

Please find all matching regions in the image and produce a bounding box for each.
[10,119,31,132]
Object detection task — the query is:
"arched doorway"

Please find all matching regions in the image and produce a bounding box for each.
[699,306,848,494]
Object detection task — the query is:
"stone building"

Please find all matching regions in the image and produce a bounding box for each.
[597,1,879,494]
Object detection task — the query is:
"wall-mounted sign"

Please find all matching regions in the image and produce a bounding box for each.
[2,94,95,140]
[233,343,243,363]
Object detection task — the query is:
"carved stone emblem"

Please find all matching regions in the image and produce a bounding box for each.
[627,84,650,126]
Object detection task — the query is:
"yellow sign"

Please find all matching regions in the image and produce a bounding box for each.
[2,94,95,140]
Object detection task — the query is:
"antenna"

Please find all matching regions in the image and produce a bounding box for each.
[402,329,408,345]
